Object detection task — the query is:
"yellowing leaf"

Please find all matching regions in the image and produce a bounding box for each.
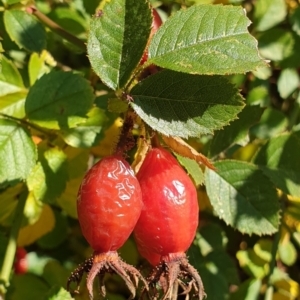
[91,117,122,157]
[161,135,215,170]
[17,204,55,247]
[0,183,23,226]
[57,178,81,219]
[274,278,299,298]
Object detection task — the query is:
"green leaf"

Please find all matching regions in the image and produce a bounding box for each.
[175,153,204,186]
[60,107,108,148]
[205,160,280,235]
[56,147,89,218]
[46,286,74,300]
[246,85,270,106]
[258,28,294,62]
[4,10,46,52]
[209,105,263,157]
[253,133,300,197]
[254,0,287,32]
[0,119,37,187]
[290,7,300,36]
[236,249,268,278]
[148,5,266,75]
[0,91,27,118]
[0,183,23,226]
[188,244,229,300]
[27,145,68,204]
[250,108,288,140]
[130,70,244,138]
[28,52,49,86]
[47,7,87,36]
[25,71,94,129]
[7,274,49,300]
[87,0,152,90]
[229,279,261,300]
[253,239,273,262]
[278,240,297,266]
[38,210,68,249]
[108,98,128,113]
[195,224,228,255]
[277,68,300,99]
[0,55,25,97]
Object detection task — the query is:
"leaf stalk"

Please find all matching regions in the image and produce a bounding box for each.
[0,190,27,295]
[26,6,86,52]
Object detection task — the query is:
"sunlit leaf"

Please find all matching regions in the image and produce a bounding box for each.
[148,5,266,74]
[60,107,108,148]
[254,0,287,31]
[0,183,23,226]
[0,119,37,187]
[27,145,68,204]
[236,249,268,278]
[205,160,280,235]
[87,0,152,89]
[4,10,46,52]
[25,71,94,130]
[277,68,300,99]
[0,55,25,97]
[253,133,300,197]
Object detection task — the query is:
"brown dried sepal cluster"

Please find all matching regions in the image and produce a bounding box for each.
[67,251,148,299]
[143,253,206,300]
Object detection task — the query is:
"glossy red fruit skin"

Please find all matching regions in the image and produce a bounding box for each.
[77,155,143,253]
[134,147,199,257]
[140,9,163,65]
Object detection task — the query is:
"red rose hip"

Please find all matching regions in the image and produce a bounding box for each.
[77,155,142,252]
[68,155,147,299]
[134,147,205,299]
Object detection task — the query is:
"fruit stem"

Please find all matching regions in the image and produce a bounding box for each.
[26,5,86,51]
[0,190,27,295]
[114,111,135,156]
[151,132,160,148]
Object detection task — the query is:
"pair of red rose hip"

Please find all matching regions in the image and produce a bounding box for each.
[67,7,205,300]
[68,146,205,299]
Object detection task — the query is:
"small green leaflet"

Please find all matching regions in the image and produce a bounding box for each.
[0,119,37,187]
[254,0,287,32]
[25,71,94,130]
[87,0,152,90]
[60,107,108,148]
[205,160,280,235]
[253,133,300,197]
[130,70,244,138]
[27,145,68,205]
[147,5,266,75]
[0,55,25,97]
[175,153,204,186]
[4,10,46,52]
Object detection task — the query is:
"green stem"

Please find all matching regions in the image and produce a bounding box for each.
[0,191,27,295]
[26,6,86,51]
[0,113,54,137]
